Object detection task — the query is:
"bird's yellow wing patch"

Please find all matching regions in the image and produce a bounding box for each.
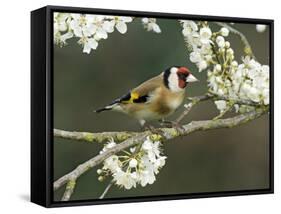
[122,92,139,104]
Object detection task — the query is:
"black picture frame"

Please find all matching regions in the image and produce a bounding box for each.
[31,5,274,208]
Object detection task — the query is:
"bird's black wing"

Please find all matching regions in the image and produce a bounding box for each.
[95,92,149,113]
[111,92,149,104]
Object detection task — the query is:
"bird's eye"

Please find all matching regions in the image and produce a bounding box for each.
[178,73,187,79]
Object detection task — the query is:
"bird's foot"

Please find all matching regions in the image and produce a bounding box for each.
[143,125,165,138]
[159,119,185,134]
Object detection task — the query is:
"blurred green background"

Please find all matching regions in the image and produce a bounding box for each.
[53,17,270,201]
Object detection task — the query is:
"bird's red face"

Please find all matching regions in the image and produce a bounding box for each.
[163,66,198,92]
[177,67,191,89]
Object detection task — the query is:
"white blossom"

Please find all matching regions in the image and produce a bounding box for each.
[99,138,116,154]
[225,41,230,48]
[199,27,212,44]
[198,60,208,72]
[189,51,202,63]
[103,155,121,173]
[184,103,193,109]
[181,21,213,72]
[181,20,198,36]
[220,27,229,37]
[209,55,270,111]
[262,89,269,105]
[107,16,133,34]
[215,64,222,72]
[98,136,167,189]
[216,36,225,48]
[142,137,161,162]
[226,48,234,56]
[138,171,155,187]
[113,170,137,189]
[54,13,73,45]
[214,100,227,113]
[129,147,136,153]
[90,15,113,39]
[256,24,267,33]
[182,20,270,112]
[138,157,156,186]
[81,37,98,54]
[54,12,134,53]
[231,60,238,67]
[70,14,97,37]
[54,12,70,33]
[60,32,73,44]
[129,158,138,168]
[153,156,166,174]
[142,18,161,33]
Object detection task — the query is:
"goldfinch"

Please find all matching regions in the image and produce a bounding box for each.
[95,66,198,127]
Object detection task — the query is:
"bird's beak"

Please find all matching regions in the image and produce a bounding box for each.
[186,74,199,83]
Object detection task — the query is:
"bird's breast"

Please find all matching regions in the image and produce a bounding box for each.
[166,93,185,110]
[150,88,185,117]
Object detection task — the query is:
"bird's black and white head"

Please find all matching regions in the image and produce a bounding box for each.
[163,66,198,92]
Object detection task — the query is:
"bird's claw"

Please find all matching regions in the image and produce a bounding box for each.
[159,120,185,134]
[143,125,165,138]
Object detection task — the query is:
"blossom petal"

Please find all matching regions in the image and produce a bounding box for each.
[120,16,133,23]
[83,43,91,54]
[96,28,108,39]
[103,21,115,33]
[116,21,127,34]
[88,38,98,49]
[152,23,161,33]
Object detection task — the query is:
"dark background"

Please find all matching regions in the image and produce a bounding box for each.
[53,17,270,201]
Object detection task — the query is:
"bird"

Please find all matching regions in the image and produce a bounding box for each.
[95,66,198,128]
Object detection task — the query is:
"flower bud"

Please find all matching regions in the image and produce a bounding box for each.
[198,60,208,72]
[216,36,225,48]
[220,27,229,37]
[129,159,138,168]
[215,64,222,71]
[225,41,230,48]
[98,176,104,182]
[231,61,238,67]
[227,48,234,56]
[256,24,267,33]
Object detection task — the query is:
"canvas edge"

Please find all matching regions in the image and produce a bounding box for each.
[30,5,274,208]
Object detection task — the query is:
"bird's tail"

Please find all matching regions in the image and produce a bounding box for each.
[94,102,119,113]
[94,106,112,113]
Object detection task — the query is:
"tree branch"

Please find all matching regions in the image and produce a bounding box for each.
[99,180,114,199]
[61,179,76,201]
[54,128,138,144]
[53,107,268,199]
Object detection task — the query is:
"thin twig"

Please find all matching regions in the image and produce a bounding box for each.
[176,94,211,123]
[212,104,234,120]
[53,107,268,200]
[214,22,256,59]
[175,93,262,124]
[99,180,114,199]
